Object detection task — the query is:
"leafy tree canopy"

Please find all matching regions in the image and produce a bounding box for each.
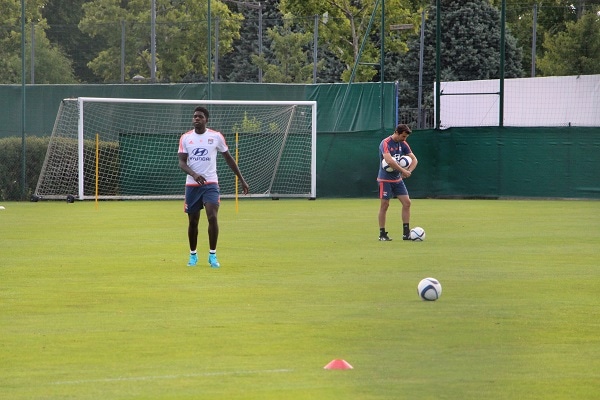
[538,9,600,76]
[251,13,323,83]
[79,0,243,82]
[0,0,77,83]
[394,0,524,109]
[280,0,421,82]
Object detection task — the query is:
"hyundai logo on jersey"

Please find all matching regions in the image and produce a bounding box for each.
[190,148,210,161]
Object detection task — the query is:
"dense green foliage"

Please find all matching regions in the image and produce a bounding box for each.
[1,0,597,85]
[0,0,77,83]
[78,0,243,82]
[538,10,600,76]
[43,0,105,83]
[0,137,49,201]
[496,0,600,77]
[251,14,322,83]
[1,199,599,399]
[280,0,420,82]
[394,0,524,109]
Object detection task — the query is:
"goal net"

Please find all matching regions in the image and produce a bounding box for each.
[35,97,317,200]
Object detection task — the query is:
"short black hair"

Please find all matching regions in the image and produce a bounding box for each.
[194,106,209,120]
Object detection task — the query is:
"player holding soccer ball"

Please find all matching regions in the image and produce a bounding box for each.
[377,124,418,241]
[178,106,249,268]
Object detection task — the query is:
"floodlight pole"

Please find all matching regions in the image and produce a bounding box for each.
[435,0,441,130]
[380,0,385,130]
[531,4,537,77]
[20,0,26,199]
[390,23,415,128]
[499,0,506,127]
[417,10,425,129]
[208,0,212,99]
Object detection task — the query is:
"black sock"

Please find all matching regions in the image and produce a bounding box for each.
[403,223,410,236]
[380,228,386,235]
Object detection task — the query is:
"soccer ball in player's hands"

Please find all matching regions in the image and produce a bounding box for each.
[381,155,411,172]
[381,159,395,172]
[398,155,411,169]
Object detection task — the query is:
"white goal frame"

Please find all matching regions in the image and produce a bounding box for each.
[35,97,317,200]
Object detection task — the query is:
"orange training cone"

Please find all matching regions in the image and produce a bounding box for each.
[324,359,353,370]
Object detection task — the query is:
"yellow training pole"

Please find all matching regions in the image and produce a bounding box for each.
[235,131,239,213]
[95,133,99,209]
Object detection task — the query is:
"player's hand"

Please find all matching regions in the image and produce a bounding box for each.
[194,174,206,185]
[240,180,249,195]
[402,169,412,178]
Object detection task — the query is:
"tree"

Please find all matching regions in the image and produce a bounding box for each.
[218,0,282,82]
[394,0,523,109]
[490,0,594,77]
[537,9,600,76]
[42,0,105,83]
[251,13,323,83]
[78,0,243,83]
[219,0,345,83]
[279,0,421,82]
[0,0,77,84]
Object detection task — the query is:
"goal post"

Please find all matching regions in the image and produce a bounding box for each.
[35,97,317,200]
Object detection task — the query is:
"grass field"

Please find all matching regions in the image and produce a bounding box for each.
[1,198,599,399]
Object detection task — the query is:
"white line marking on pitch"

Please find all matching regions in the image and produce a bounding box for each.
[52,369,293,385]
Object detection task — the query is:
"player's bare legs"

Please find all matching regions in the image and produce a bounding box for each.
[378,199,392,241]
[204,203,219,250]
[378,198,390,229]
[398,195,411,224]
[187,211,200,251]
[398,195,411,239]
[187,211,200,266]
[204,202,220,267]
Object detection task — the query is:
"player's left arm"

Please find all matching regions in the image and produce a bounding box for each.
[221,151,249,194]
[402,142,418,173]
[407,153,418,172]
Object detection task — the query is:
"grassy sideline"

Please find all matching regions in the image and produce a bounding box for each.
[1,198,599,399]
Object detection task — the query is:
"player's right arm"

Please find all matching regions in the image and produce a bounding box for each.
[383,150,410,176]
[178,150,205,185]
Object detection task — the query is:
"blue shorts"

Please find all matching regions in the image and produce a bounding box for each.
[184,183,220,214]
[378,180,408,200]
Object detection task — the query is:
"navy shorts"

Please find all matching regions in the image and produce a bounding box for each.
[378,180,408,200]
[184,183,220,214]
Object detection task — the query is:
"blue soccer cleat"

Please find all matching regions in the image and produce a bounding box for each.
[187,253,198,267]
[208,253,220,268]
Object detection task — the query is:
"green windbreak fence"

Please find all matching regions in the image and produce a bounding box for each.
[3,83,599,199]
[118,133,182,196]
[316,127,600,199]
[0,82,397,138]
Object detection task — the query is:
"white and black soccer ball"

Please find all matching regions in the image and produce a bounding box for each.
[418,277,442,301]
[398,155,412,169]
[381,159,394,172]
[409,226,426,241]
[382,155,411,173]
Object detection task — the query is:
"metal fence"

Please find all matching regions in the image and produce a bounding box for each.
[398,108,435,130]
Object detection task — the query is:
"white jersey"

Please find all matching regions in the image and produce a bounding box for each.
[178,128,228,186]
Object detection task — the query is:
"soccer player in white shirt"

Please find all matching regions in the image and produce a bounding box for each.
[178,106,249,268]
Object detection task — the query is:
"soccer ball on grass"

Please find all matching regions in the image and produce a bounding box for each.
[418,277,442,301]
[409,226,426,241]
